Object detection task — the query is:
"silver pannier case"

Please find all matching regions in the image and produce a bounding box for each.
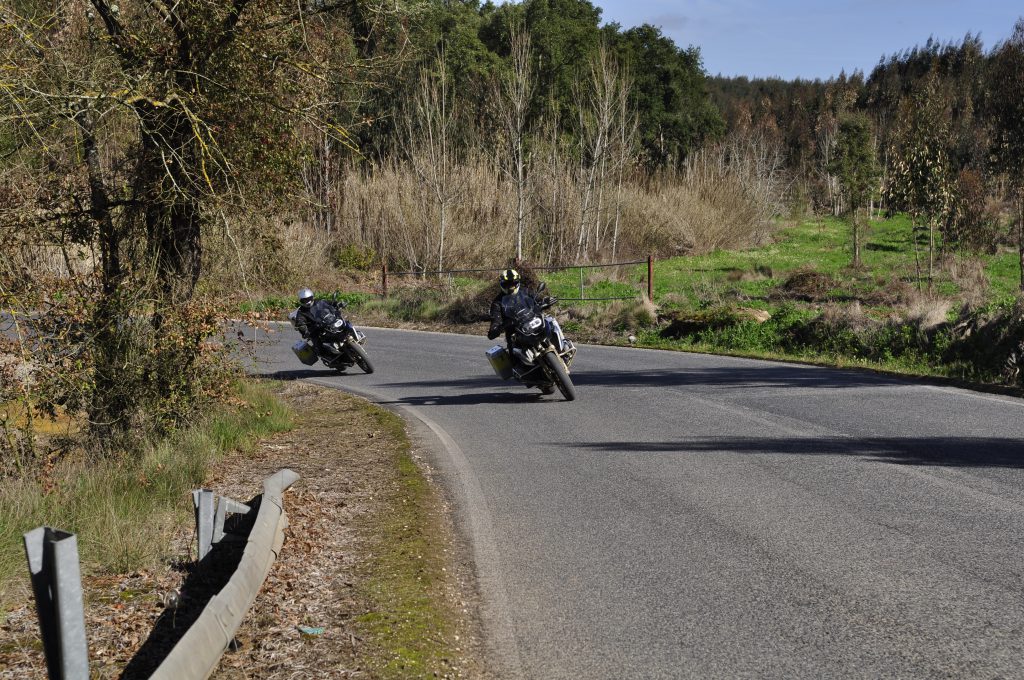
[486,345,513,380]
[292,339,318,365]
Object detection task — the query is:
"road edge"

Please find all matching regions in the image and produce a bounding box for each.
[299,376,526,680]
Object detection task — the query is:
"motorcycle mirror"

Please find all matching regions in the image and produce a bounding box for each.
[537,282,547,292]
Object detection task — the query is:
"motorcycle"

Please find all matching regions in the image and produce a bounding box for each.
[486,283,577,401]
[289,299,374,374]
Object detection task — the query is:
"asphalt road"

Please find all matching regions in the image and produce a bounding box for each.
[246,323,1024,679]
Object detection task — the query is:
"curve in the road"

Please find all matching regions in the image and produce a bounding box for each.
[248,323,1024,680]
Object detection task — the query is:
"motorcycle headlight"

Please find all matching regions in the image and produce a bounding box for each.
[527,317,543,330]
[332,319,345,329]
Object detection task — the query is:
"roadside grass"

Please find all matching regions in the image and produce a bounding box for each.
[353,402,463,679]
[0,381,293,615]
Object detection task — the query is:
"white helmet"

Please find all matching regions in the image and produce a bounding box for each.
[297,287,314,308]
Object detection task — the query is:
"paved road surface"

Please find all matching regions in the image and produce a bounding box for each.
[246,324,1024,679]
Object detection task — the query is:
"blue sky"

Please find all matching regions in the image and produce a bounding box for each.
[595,0,1022,80]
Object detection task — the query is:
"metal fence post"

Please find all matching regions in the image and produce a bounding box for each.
[192,489,215,560]
[579,266,585,299]
[23,527,90,680]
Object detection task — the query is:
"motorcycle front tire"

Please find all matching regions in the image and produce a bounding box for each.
[348,341,375,374]
[542,352,576,401]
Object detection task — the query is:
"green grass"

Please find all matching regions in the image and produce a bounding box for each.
[540,215,1023,387]
[0,381,293,614]
[643,215,1020,309]
[985,252,1024,302]
[231,214,1023,388]
[354,404,461,679]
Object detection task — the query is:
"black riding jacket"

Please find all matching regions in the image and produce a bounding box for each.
[487,288,552,341]
[294,299,345,339]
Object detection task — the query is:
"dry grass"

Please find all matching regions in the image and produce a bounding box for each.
[898,295,954,331]
[196,139,786,299]
[942,256,990,309]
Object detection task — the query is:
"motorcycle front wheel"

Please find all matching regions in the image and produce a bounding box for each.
[348,341,375,374]
[542,352,576,401]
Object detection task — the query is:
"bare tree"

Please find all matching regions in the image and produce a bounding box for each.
[495,26,536,263]
[575,43,628,262]
[404,49,463,272]
[610,70,638,261]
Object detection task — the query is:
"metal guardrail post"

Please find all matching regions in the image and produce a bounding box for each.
[192,489,215,560]
[213,496,252,543]
[151,469,300,680]
[23,527,90,680]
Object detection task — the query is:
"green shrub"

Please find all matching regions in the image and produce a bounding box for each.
[332,244,378,271]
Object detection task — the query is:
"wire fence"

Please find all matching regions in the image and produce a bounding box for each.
[382,256,655,303]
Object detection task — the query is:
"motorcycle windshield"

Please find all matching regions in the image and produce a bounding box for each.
[311,300,339,327]
[501,292,543,337]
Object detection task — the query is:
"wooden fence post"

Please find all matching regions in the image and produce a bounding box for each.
[382,261,388,299]
[647,255,654,301]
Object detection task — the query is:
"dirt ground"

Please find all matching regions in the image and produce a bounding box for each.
[0,382,487,679]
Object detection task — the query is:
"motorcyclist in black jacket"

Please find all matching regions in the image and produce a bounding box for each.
[294,287,346,349]
[487,268,554,343]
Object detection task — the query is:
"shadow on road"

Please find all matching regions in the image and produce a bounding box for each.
[563,437,1024,468]
[376,391,554,407]
[365,365,910,393]
[258,368,550,406]
[262,368,352,380]
[570,365,911,391]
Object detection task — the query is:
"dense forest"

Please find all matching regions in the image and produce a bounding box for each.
[709,28,1024,270]
[1,0,1023,453]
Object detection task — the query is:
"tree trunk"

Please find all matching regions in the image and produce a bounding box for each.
[141,108,203,307]
[911,218,923,291]
[516,143,525,262]
[79,104,130,434]
[927,220,935,292]
[852,209,861,268]
[438,200,447,273]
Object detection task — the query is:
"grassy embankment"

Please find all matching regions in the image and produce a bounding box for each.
[623,215,1023,384]
[0,381,293,615]
[238,214,1023,387]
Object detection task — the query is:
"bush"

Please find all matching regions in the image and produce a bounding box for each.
[332,244,378,271]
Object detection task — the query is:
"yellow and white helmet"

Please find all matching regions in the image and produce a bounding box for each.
[499,268,521,295]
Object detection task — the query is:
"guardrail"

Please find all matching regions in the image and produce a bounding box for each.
[381,255,656,302]
[22,468,300,679]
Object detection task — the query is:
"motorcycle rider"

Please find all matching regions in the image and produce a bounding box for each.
[489,269,529,342]
[487,268,561,394]
[293,287,346,350]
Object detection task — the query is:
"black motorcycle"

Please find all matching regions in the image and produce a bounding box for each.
[486,284,577,401]
[290,300,374,374]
